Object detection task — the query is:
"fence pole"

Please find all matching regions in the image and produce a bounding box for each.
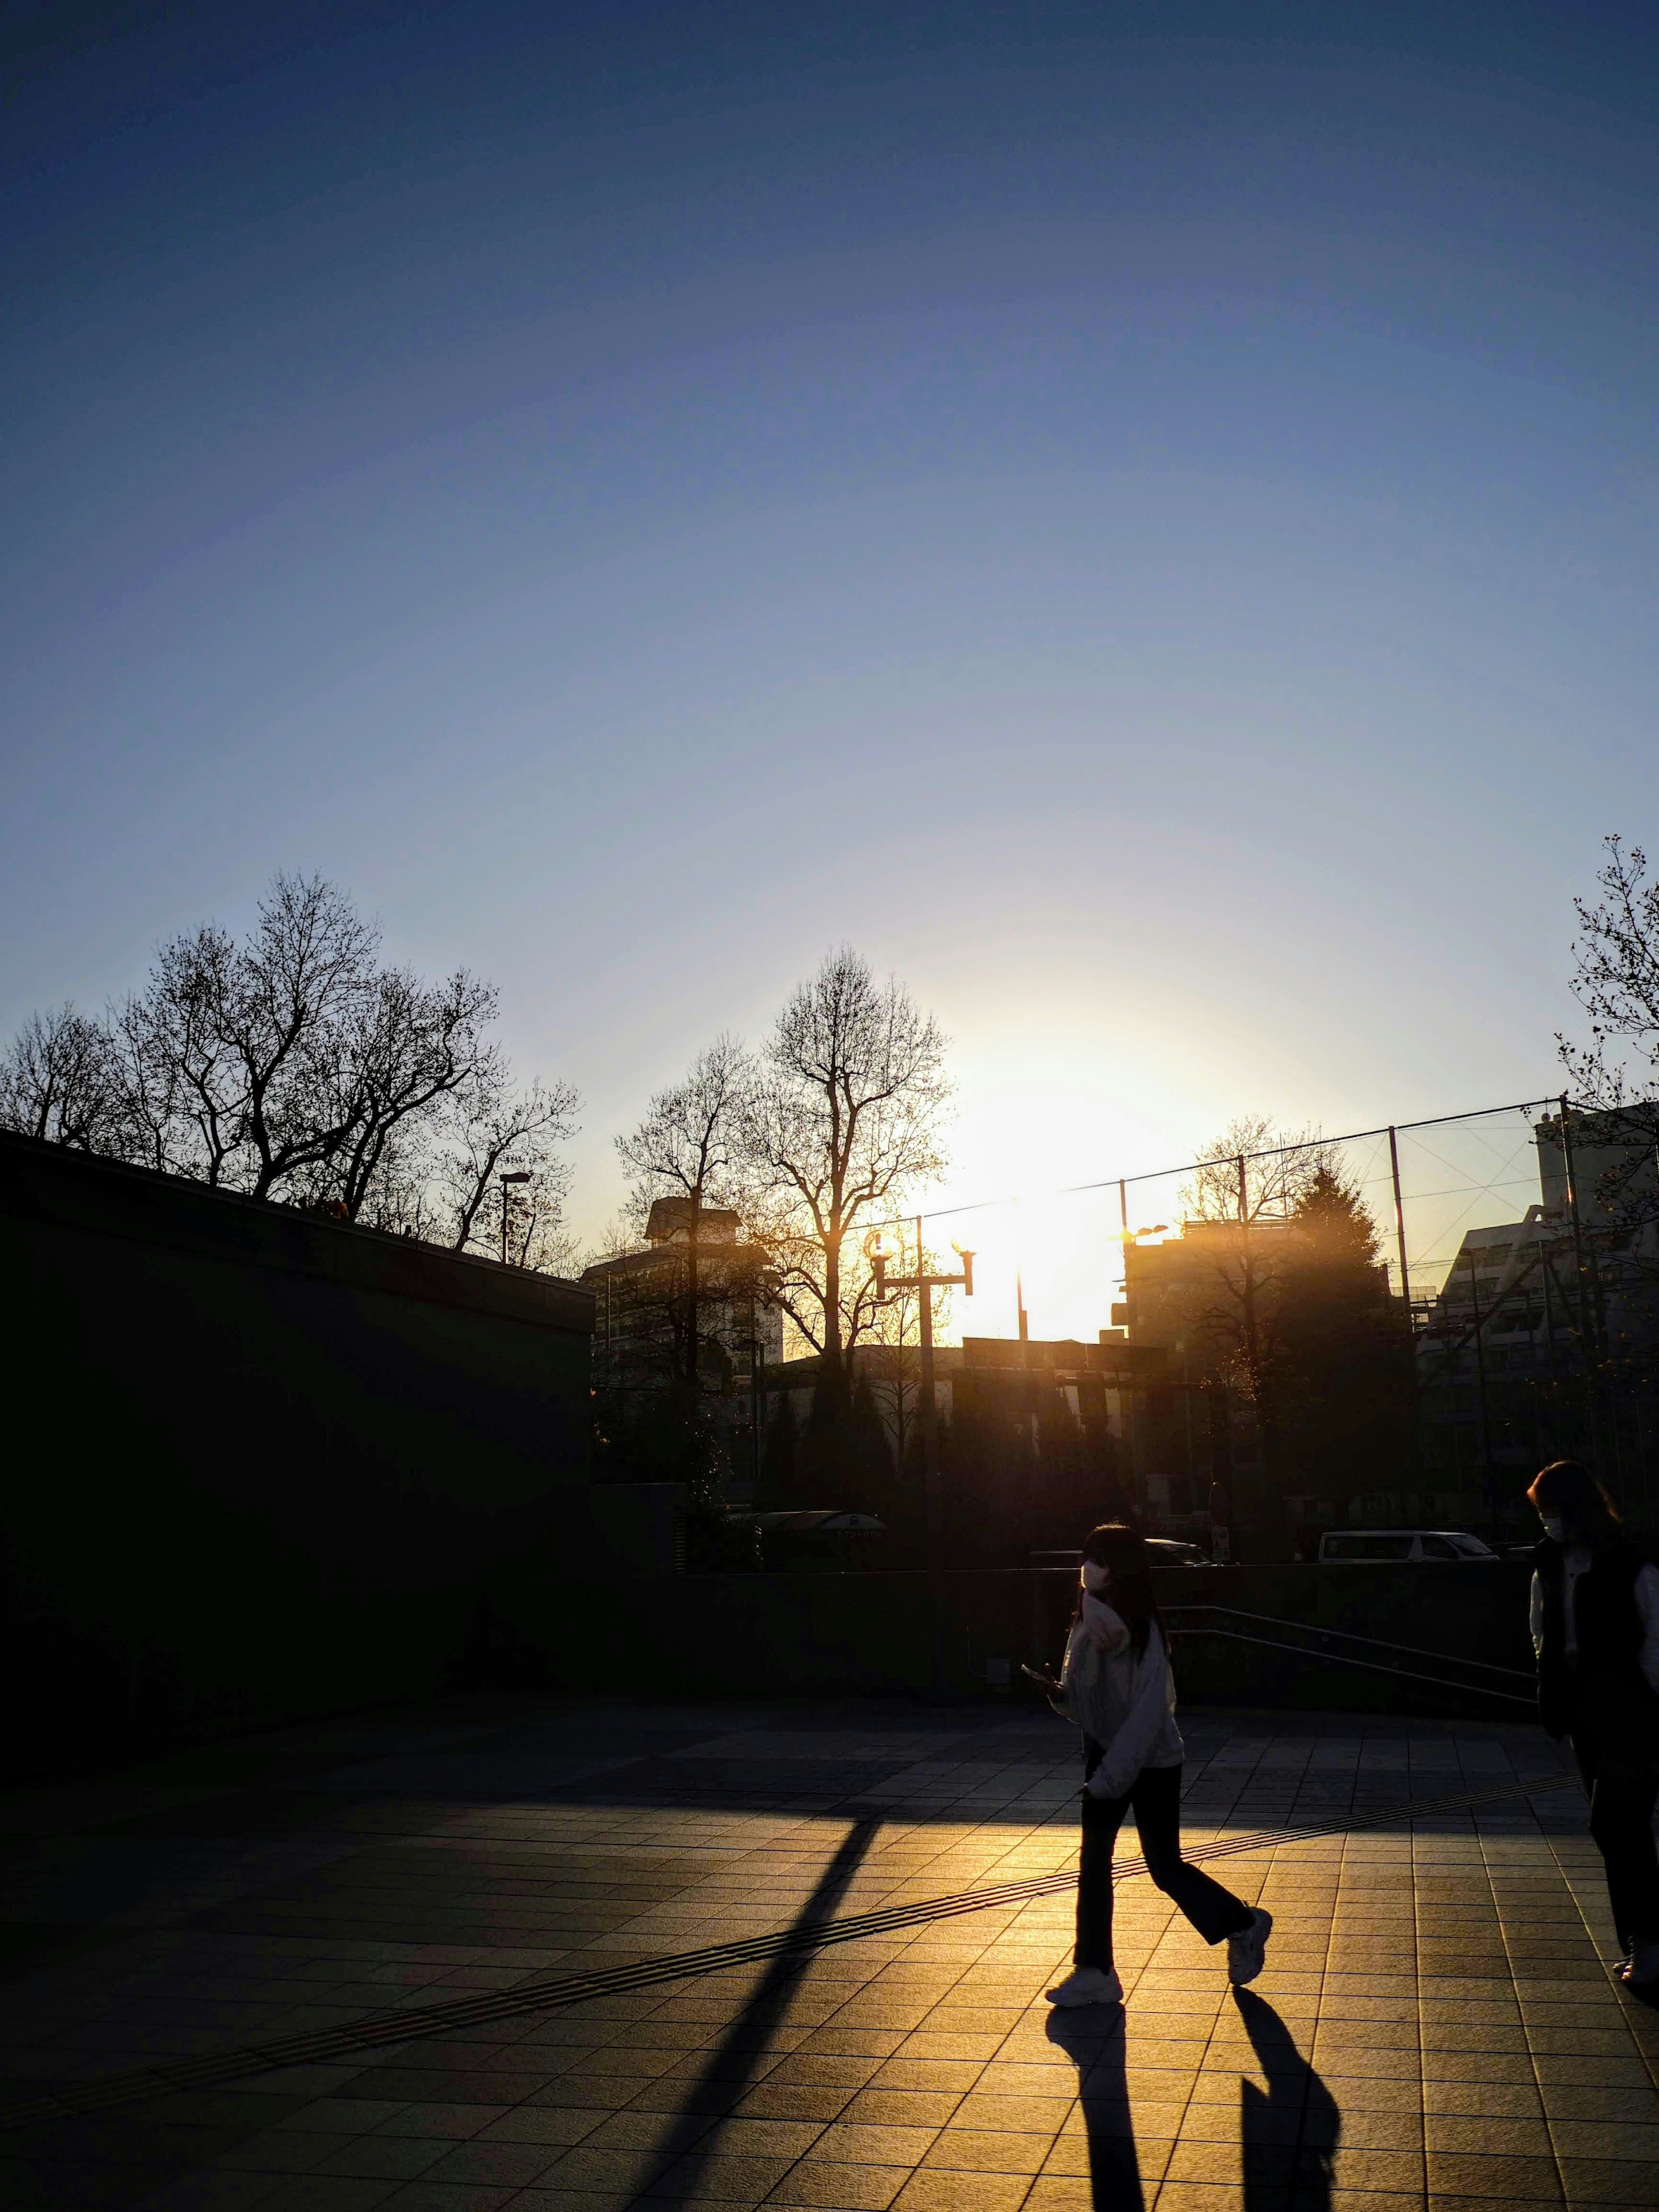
[1465,1249,1497,1539]
[1116,1178,1143,1521]
[1388,1125,1426,1500]
[1558,1094,1605,1477]
[1387,1126,1410,1310]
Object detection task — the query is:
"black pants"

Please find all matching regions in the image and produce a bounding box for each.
[1571,1723,1659,1951]
[1075,1751,1254,1971]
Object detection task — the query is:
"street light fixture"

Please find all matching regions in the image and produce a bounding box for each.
[499,1170,532,1267]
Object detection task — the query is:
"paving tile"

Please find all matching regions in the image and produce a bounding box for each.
[808,2122,943,2166]
[889,2171,1032,2210]
[763,2160,911,2207]
[1553,2163,1659,2208]
[1427,2150,1566,2199]
[0,1700,1609,2212]
[917,2125,1054,2174]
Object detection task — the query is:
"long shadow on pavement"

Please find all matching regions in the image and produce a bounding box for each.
[625,1814,882,2203]
[1045,2003,1144,2211]
[1235,1986,1338,2212]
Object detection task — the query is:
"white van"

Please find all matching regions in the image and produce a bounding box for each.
[1318,1529,1497,1564]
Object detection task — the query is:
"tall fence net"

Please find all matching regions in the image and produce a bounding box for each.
[906,1097,1659,1556]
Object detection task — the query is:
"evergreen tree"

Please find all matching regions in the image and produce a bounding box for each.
[1278,1169,1411,1520]
[757,1390,800,1508]
[1293,1165,1381,1265]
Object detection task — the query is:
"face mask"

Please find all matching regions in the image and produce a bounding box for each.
[1540,1516,1564,1543]
[1081,1560,1110,1593]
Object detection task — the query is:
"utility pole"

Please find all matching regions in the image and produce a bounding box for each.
[750,1287,763,1498]
[872,1220,974,1567]
[1016,1269,1037,1557]
[1235,1154,1262,1543]
[1016,1271,1037,1453]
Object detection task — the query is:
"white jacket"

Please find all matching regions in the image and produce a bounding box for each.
[1056,1600,1183,1799]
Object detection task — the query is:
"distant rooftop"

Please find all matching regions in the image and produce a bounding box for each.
[645,1197,741,1243]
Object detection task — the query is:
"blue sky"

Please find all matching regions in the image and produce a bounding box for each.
[5,1,1658,1325]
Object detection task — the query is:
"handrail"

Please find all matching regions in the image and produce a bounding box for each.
[1162,1603,1535,1683]
[1164,1624,1535,1707]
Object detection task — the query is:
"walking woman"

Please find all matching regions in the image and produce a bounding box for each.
[1529,1459,1659,1991]
[1041,1522,1271,2006]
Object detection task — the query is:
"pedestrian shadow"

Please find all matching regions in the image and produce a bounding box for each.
[1045,2003,1144,2210]
[1044,1988,1339,2212]
[635,1814,882,2196]
[1235,1986,1338,2212]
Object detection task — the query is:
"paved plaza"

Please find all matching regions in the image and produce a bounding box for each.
[1,1693,1656,2211]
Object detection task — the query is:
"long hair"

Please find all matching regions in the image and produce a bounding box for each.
[1076,1522,1163,1658]
[1527,1460,1621,1544]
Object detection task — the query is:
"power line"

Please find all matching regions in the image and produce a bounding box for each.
[870,1090,1570,1236]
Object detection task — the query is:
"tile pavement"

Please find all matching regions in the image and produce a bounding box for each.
[0,1695,1654,2209]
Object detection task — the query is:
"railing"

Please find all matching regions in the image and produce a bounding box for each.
[1162,1603,1537,1708]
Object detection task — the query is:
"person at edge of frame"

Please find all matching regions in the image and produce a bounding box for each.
[1031,1520,1271,2007]
[1529,1459,1659,1992]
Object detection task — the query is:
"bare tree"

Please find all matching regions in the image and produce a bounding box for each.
[1175,1116,1339,1420]
[436,1067,580,1267]
[741,947,952,1410]
[617,1034,749,1226]
[3,871,579,1268]
[615,1035,753,1403]
[1181,1113,1334,1224]
[111,878,377,1194]
[0,1004,123,1150]
[1556,835,1659,1339]
[321,964,500,1220]
[1561,836,1659,1109]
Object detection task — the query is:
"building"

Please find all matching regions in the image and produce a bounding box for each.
[1415,1109,1659,1525]
[582,1199,783,1450]
[763,1330,1176,1549]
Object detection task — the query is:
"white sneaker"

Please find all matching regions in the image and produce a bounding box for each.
[1045,1965,1124,2007]
[1623,1938,1659,1990]
[1227,1908,1273,1986]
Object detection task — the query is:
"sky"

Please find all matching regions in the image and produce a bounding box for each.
[5,0,1659,1339]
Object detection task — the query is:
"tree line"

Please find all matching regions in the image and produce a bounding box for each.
[0,873,578,1268]
[0,875,954,1388]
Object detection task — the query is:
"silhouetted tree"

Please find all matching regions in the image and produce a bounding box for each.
[1182,1113,1335,1226]
[615,1035,753,1409]
[1177,1125,1409,1551]
[757,1389,801,1508]
[1276,1167,1411,1513]
[1,872,578,1268]
[0,1004,123,1150]
[741,947,951,1413]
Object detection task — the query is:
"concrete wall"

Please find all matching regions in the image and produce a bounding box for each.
[498,1560,1537,1721]
[0,1133,594,1775]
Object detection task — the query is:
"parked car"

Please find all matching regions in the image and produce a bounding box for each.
[1317,1529,1497,1564]
[1030,1539,1219,1571]
[1146,1538,1218,1568]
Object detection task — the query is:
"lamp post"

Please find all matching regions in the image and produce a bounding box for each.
[499,1170,532,1267]
[871,1219,974,1567]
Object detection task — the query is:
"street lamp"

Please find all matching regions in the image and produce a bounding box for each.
[499,1170,532,1267]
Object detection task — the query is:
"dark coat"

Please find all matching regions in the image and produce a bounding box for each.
[1533,1535,1659,1745]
